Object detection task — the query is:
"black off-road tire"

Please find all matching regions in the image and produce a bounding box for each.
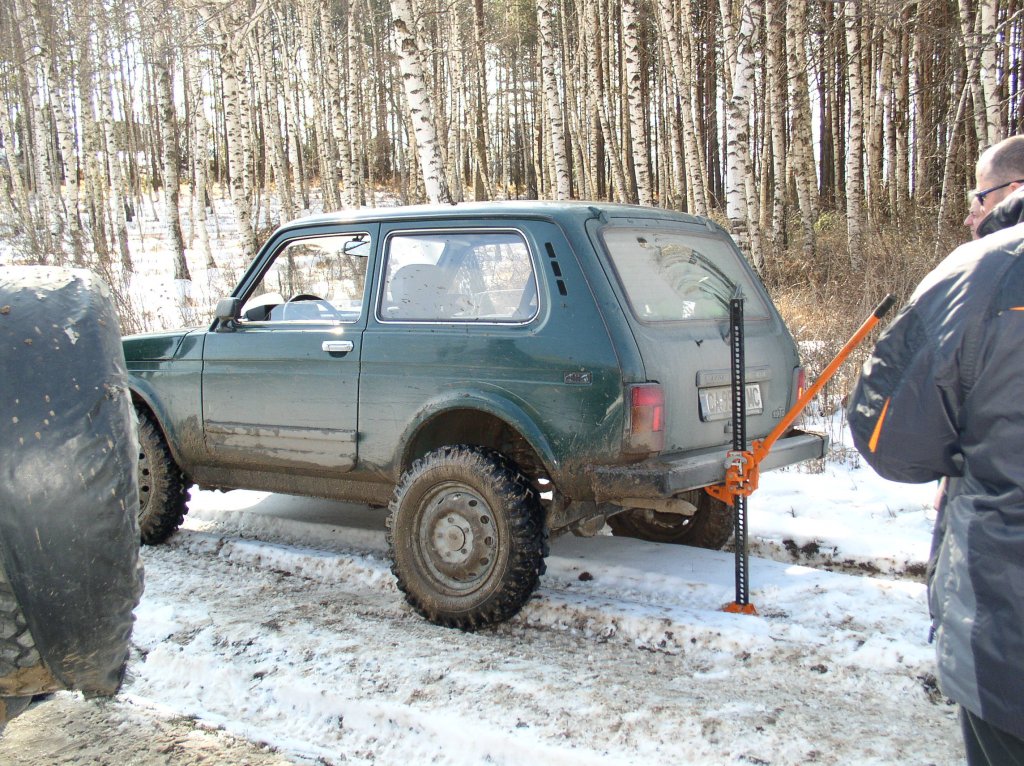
[136,408,189,545]
[1,267,143,723]
[386,445,547,630]
[607,489,734,549]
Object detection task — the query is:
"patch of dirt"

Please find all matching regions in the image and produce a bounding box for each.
[0,694,299,765]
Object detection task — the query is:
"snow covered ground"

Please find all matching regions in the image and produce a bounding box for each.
[3,436,961,765]
[0,196,962,763]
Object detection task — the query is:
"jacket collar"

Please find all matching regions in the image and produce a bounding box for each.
[977,187,1024,237]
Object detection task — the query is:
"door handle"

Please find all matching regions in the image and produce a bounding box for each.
[322,340,354,354]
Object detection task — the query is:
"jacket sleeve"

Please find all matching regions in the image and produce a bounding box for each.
[847,303,964,483]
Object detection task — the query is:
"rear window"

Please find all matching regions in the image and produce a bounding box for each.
[601,226,768,322]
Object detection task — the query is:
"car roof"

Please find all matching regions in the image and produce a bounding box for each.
[277,200,714,233]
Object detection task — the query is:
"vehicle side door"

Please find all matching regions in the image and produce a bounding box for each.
[201,225,378,474]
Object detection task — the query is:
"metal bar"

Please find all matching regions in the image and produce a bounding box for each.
[729,297,750,606]
[753,294,897,463]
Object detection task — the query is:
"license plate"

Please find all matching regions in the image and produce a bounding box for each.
[698,383,763,422]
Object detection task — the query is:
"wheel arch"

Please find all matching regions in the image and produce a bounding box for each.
[399,396,557,484]
[128,384,193,481]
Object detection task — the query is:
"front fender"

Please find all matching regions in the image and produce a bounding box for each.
[123,331,206,474]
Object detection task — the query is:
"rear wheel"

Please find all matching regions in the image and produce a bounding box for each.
[607,489,734,549]
[136,408,188,545]
[387,445,547,630]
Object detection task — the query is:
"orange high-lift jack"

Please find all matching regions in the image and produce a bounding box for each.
[706,293,897,615]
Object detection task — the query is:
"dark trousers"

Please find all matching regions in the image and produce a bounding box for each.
[962,708,1024,766]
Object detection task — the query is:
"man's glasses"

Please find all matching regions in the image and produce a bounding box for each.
[969,179,1024,207]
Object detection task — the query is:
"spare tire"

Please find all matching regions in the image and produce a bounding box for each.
[0,267,143,727]
[607,489,735,549]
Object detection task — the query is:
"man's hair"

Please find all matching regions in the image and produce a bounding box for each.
[982,136,1024,181]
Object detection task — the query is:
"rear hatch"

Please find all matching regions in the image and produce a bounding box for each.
[590,216,801,454]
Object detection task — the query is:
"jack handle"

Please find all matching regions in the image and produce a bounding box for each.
[707,294,897,505]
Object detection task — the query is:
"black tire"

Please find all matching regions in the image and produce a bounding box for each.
[136,408,189,545]
[386,445,547,630]
[607,489,734,549]
[1,267,142,709]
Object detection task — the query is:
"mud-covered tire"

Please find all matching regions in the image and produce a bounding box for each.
[607,489,734,549]
[386,445,547,630]
[136,408,188,545]
[0,267,143,724]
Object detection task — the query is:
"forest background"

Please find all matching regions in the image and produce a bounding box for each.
[1,0,1021,382]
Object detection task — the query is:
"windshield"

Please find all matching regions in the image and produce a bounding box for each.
[601,226,768,322]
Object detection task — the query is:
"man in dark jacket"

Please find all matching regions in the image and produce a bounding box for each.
[848,138,1024,765]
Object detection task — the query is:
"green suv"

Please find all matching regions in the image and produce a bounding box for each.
[124,201,824,629]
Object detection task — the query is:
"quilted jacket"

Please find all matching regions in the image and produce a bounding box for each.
[848,189,1024,737]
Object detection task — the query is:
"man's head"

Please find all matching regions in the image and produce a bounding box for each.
[965,136,1024,238]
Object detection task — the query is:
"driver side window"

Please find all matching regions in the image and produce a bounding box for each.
[241,233,370,323]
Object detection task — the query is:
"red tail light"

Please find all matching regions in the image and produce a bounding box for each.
[793,366,807,408]
[626,383,665,453]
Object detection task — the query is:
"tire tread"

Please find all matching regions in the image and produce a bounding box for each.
[386,445,546,630]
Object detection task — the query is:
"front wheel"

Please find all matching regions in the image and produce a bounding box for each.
[136,408,189,545]
[607,489,734,549]
[386,446,547,630]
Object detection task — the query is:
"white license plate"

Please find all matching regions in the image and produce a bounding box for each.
[698,383,763,422]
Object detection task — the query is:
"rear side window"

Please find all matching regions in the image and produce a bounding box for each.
[379,230,537,322]
[601,227,768,322]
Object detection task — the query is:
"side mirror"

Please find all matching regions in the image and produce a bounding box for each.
[214,297,241,330]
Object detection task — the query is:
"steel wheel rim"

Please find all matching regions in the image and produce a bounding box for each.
[415,481,499,594]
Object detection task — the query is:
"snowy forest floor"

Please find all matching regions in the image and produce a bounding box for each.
[0,458,959,765]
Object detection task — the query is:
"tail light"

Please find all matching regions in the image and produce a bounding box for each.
[791,366,807,426]
[626,383,665,453]
[793,366,807,407]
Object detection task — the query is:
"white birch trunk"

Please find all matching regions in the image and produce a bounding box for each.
[346,6,367,206]
[537,0,572,199]
[979,0,1004,144]
[958,0,989,151]
[844,0,865,269]
[622,0,653,206]
[389,0,452,204]
[186,56,216,269]
[894,23,911,216]
[324,6,356,208]
[153,29,189,281]
[218,28,260,259]
[766,0,788,245]
[718,0,762,267]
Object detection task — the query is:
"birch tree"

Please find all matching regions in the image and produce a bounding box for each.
[537,0,572,199]
[719,0,763,267]
[153,25,189,281]
[844,0,865,269]
[389,0,452,204]
[622,0,654,207]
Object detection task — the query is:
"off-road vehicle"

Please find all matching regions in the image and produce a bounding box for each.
[124,201,824,629]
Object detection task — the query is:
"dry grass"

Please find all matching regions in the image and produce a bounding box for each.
[759,210,969,463]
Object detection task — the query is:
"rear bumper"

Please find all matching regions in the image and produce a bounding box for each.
[586,429,828,502]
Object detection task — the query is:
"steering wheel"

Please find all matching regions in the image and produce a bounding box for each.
[280,293,336,321]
